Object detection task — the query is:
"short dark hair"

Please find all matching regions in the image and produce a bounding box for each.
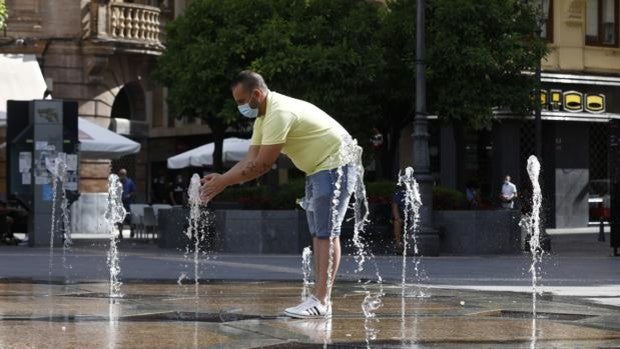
[231,70,268,92]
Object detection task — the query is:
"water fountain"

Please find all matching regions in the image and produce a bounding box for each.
[325,138,380,290]
[187,173,202,300]
[526,155,543,347]
[325,137,386,346]
[104,174,126,298]
[325,164,343,303]
[397,167,425,298]
[177,272,188,286]
[46,154,73,279]
[526,156,544,312]
[301,246,313,300]
[46,155,60,276]
[57,157,73,279]
[362,278,383,347]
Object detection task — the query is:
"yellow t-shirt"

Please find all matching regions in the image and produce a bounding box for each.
[250,91,350,175]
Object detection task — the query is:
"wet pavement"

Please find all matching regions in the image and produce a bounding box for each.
[0,281,619,348]
[0,230,618,348]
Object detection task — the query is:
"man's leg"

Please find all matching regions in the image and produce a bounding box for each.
[284,167,350,317]
[314,236,341,305]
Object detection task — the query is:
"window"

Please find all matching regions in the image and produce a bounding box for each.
[540,0,553,42]
[586,0,619,46]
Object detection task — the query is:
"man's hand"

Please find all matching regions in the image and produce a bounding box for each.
[200,173,228,203]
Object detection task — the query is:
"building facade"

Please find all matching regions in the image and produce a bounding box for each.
[400,0,620,228]
[0,0,211,202]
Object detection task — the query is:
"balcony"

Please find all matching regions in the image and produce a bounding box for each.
[88,1,165,55]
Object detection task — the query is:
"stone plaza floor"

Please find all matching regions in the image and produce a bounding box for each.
[0,230,618,348]
[0,281,619,348]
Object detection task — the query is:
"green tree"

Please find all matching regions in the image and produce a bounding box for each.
[155,0,385,170]
[0,0,8,30]
[252,0,385,142]
[154,0,283,170]
[427,0,547,126]
[373,0,547,177]
[155,0,546,177]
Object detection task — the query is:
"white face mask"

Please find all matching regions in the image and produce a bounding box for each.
[237,94,258,119]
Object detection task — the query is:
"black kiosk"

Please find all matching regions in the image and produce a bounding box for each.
[6,100,80,247]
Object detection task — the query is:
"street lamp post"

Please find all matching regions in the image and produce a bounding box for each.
[534,0,551,251]
[413,0,439,256]
[535,2,543,159]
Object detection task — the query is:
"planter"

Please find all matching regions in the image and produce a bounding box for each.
[407,232,440,257]
[340,202,440,256]
[214,210,311,254]
[157,207,191,249]
[434,210,521,255]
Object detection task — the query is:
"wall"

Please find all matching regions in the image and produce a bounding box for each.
[435,210,522,255]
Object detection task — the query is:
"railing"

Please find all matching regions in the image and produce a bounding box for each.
[89,1,162,47]
[109,3,160,43]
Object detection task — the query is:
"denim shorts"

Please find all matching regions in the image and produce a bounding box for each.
[304,164,357,239]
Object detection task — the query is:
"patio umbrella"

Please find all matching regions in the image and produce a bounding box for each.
[78,117,141,159]
[0,54,48,123]
[167,137,250,169]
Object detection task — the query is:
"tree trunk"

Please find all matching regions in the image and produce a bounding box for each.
[383,126,402,180]
[393,126,402,177]
[211,121,226,173]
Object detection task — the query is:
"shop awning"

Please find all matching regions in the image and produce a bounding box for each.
[78,117,141,159]
[0,54,48,124]
[167,138,250,169]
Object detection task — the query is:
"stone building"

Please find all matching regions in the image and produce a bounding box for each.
[0,0,173,200]
[400,0,620,228]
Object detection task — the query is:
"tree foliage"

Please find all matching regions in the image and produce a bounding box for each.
[154,0,283,169]
[0,0,8,30]
[426,0,547,127]
[154,0,547,177]
[251,0,385,140]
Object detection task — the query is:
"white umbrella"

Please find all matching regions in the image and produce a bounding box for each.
[0,54,48,124]
[167,137,250,169]
[0,118,141,159]
[79,117,141,159]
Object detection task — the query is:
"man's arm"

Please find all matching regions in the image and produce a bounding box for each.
[225,144,282,184]
[218,145,261,182]
[201,144,283,201]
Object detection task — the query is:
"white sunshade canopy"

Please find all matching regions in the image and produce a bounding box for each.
[79,117,141,159]
[167,137,250,169]
[0,118,141,159]
[0,53,140,159]
[0,54,48,123]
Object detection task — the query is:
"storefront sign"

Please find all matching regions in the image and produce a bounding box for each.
[540,89,606,113]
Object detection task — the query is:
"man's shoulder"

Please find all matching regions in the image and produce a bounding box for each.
[268,92,307,113]
[265,103,297,123]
